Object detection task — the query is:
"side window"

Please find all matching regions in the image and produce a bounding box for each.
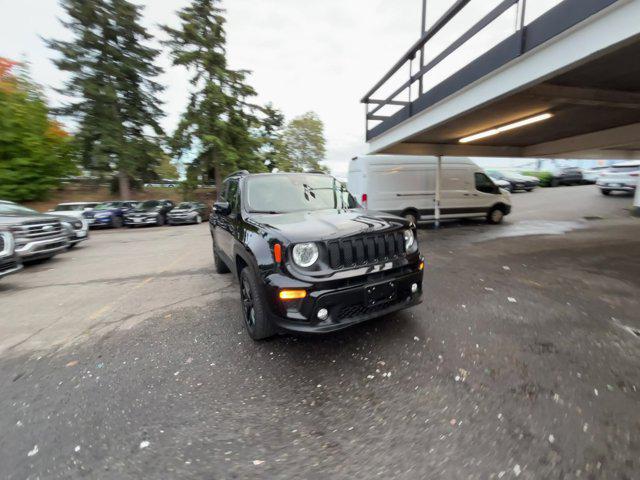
[219,180,229,202]
[475,173,496,194]
[227,179,240,213]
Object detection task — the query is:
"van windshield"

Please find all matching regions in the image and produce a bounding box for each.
[246,175,358,213]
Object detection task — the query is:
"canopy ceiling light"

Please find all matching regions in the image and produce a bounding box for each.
[459,112,553,144]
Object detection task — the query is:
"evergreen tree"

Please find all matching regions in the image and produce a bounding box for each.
[46,0,164,198]
[282,112,328,172]
[257,103,286,172]
[163,0,264,197]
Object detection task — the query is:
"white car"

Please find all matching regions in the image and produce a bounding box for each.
[582,165,610,184]
[596,161,640,195]
[489,177,513,192]
[47,202,100,219]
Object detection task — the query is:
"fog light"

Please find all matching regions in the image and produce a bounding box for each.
[411,283,418,294]
[317,308,329,321]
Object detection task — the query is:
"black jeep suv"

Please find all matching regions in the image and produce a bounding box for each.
[210,171,424,340]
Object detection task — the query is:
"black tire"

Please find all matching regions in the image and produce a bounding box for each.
[113,216,123,228]
[487,206,505,225]
[212,241,231,274]
[600,189,611,196]
[68,243,76,249]
[550,178,560,187]
[239,267,276,340]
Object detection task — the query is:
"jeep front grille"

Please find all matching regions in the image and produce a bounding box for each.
[326,231,405,270]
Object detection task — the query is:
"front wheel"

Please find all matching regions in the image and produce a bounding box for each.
[487,207,505,225]
[600,189,611,196]
[239,268,276,341]
[113,216,123,228]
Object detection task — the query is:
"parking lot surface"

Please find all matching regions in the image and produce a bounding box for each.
[1,186,639,479]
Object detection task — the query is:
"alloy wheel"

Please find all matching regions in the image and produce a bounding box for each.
[241,278,256,328]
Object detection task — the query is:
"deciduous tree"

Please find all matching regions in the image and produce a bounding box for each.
[0,60,76,201]
[282,112,328,172]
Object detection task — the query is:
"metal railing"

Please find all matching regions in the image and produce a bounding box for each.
[362,0,620,141]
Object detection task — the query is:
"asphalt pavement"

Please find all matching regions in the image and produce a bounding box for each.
[1,185,639,479]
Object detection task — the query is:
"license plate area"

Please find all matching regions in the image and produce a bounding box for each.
[365,280,397,307]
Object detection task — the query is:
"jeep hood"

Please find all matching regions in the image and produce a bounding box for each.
[248,209,408,243]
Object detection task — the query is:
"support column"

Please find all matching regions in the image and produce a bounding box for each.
[634,175,640,217]
[435,155,442,229]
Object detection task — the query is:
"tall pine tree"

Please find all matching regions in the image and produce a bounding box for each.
[47,0,164,198]
[163,0,264,196]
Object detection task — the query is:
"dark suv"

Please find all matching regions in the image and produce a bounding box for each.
[211,171,424,340]
[124,200,175,227]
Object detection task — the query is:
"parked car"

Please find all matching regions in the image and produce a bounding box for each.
[348,156,512,226]
[0,200,69,262]
[486,170,539,192]
[488,176,513,192]
[582,165,611,184]
[56,214,90,248]
[48,202,100,219]
[549,167,583,187]
[596,161,640,195]
[82,201,138,228]
[124,199,175,227]
[0,228,23,280]
[167,202,209,225]
[211,171,424,340]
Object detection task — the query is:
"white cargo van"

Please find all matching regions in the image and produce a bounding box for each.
[348,155,512,225]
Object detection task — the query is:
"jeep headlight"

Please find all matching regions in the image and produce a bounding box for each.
[404,229,417,252]
[292,242,319,268]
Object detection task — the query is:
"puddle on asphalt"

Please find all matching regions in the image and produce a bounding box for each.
[471,221,586,242]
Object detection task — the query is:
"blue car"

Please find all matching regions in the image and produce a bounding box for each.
[84,201,139,228]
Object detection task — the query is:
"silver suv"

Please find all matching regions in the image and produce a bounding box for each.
[0,201,69,262]
[597,161,640,195]
[0,229,22,280]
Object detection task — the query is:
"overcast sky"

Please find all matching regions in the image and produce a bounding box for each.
[1,0,566,177]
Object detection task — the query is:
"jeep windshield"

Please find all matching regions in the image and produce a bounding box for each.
[246,174,357,213]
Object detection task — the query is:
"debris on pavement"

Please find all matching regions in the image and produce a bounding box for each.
[27,445,38,457]
[139,441,150,449]
[508,297,517,303]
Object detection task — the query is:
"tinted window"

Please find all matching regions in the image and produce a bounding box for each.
[227,179,240,213]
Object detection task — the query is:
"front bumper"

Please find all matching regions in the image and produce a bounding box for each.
[0,254,22,279]
[168,216,196,224]
[125,216,159,226]
[597,181,636,191]
[15,235,69,261]
[69,229,89,244]
[263,260,424,334]
[87,216,114,227]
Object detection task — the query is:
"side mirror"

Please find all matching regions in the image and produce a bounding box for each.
[214,201,230,215]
